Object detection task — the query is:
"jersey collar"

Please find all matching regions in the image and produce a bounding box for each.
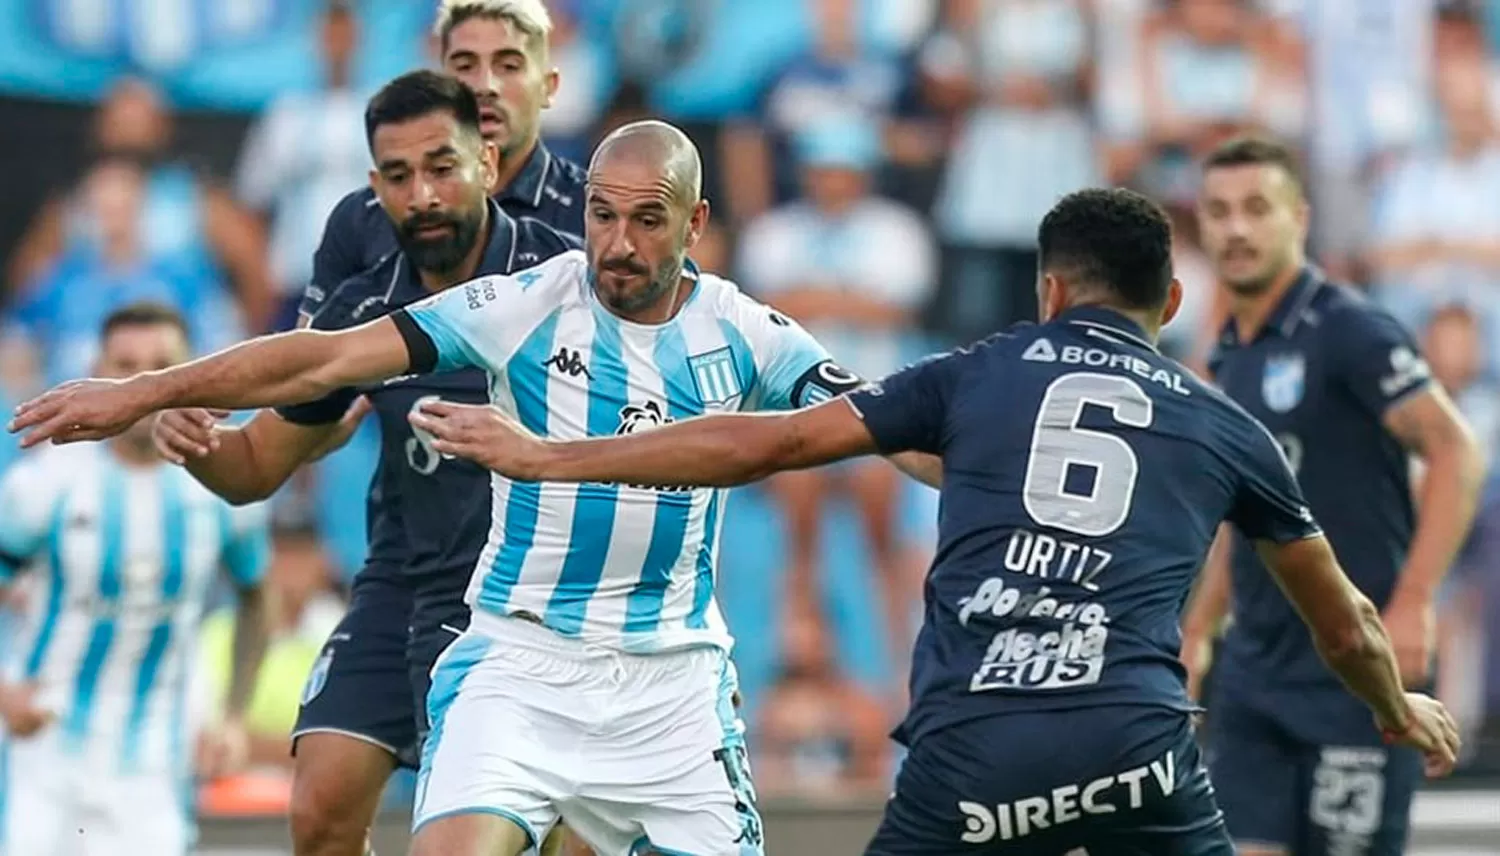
[496,140,554,211]
[1218,265,1325,347]
[1057,305,1159,354]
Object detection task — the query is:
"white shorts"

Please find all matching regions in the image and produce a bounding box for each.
[413,614,763,856]
[0,730,192,856]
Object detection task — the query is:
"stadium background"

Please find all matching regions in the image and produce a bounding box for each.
[0,0,1497,852]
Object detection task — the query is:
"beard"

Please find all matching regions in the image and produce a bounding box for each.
[596,256,682,314]
[397,207,485,274]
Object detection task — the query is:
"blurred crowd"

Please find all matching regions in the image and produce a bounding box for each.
[2,0,1500,810]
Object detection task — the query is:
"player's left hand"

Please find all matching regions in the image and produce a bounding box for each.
[407,399,549,480]
[1381,592,1436,688]
[8,378,155,448]
[196,718,251,779]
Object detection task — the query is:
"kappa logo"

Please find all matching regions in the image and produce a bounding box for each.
[516,271,542,289]
[544,347,592,379]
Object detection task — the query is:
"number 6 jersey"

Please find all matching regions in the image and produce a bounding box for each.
[845,305,1323,746]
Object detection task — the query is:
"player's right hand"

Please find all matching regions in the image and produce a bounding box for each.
[153,408,230,464]
[1378,692,1461,778]
[0,681,54,738]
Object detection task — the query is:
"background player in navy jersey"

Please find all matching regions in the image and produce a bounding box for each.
[149,71,576,856]
[389,187,1462,855]
[303,0,585,324]
[1180,137,1486,856]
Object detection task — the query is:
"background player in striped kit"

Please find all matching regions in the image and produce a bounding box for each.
[7,120,941,856]
[0,302,270,856]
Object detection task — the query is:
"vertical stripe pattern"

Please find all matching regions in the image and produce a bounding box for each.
[63,467,123,746]
[546,309,628,634]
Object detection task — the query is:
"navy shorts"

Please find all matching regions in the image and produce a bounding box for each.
[293,571,421,769]
[867,707,1231,855]
[1207,692,1422,854]
[407,588,470,742]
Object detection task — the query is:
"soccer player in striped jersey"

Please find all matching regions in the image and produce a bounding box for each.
[0,302,270,855]
[9,120,940,856]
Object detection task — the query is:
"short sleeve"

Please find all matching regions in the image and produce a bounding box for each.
[0,457,61,579]
[220,502,271,589]
[1227,419,1323,544]
[274,290,364,425]
[395,275,516,373]
[846,350,964,455]
[1330,305,1432,420]
[750,311,863,411]
[301,192,372,323]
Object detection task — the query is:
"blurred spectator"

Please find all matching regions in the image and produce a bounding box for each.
[1367,52,1500,356]
[1131,0,1301,208]
[199,526,343,772]
[919,0,1099,343]
[234,1,371,332]
[1283,0,1433,278]
[1421,305,1498,759]
[751,0,907,203]
[737,118,935,646]
[5,157,241,387]
[6,77,275,332]
[754,611,890,796]
[537,0,618,163]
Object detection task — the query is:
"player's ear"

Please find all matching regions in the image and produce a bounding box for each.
[542,67,560,109]
[480,140,500,187]
[685,199,709,249]
[1039,272,1066,323]
[1160,278,1184,329]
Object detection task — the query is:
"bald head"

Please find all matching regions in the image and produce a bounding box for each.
[589,120,702,210]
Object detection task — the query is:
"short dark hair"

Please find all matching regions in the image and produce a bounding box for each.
[1037,188,1174,311]
[100,301,189,343]
[364,70,482,152]
[1202,135,1305,195]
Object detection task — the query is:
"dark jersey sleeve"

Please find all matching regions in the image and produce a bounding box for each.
[275,281,363,425]
[846,348,967,455]
[1227,416,1324,544]
[300,190,373,321]
[1329,304,1433,420]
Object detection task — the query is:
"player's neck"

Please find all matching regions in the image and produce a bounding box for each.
[490,134,539,196]
[417,207,492,292]
[1228,262,1303,343]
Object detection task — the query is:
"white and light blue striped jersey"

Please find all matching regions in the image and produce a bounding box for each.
[399,250,863,654]
[0,444,270,774]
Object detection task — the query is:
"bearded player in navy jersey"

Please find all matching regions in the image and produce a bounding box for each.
[149,70,577,856]
[301,0,585,324]
[1181,137,1485,856]
[180,2,582,853]
[388,187,1462,855]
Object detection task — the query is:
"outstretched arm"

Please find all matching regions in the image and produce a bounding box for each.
[411,397,882,487]
[11,317,415,447]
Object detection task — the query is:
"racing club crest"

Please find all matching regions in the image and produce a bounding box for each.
[1262,353,1305,413]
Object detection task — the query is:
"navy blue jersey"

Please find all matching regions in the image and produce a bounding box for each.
[299,142,585,320]
[278,201,579,602]
[846,306,1321,746]
[1208,269,1430,733]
